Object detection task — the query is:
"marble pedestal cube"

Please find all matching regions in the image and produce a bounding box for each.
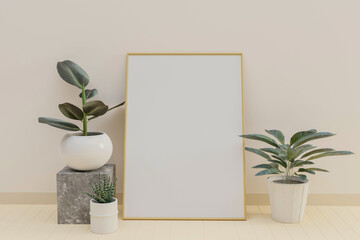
[57,164,116,224]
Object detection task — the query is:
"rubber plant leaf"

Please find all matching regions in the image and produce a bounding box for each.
[57,60,89,89]
[58,103,84,120]
[38,117,80,131]
[83,100,109,116]
[79,89,98,100]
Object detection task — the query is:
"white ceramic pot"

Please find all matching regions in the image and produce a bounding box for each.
[267,176,309,223]
[59,132,113,171]
[90,198,118,234]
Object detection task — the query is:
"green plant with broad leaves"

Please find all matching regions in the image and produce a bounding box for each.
[240,129,353,183]
[85,174,117,203]
[38,60,125,136]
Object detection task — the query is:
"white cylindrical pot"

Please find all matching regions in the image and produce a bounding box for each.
[59,132,113,171]
[267,176,309,223]
[90,198,118,234]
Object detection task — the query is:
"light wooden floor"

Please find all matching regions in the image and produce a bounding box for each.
[1,205,360,240]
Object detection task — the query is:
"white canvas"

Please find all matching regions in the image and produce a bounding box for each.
[123,54,245,219]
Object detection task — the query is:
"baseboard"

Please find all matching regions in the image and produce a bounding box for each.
[0,193,359,205]
[0,193,124,205]
[0,193,58,205]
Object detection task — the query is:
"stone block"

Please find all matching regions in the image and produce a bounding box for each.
[57,164,116,224]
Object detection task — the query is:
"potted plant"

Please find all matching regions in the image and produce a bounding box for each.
[38,60,125,171]
[240,129,353,223]
[85,174,118,234]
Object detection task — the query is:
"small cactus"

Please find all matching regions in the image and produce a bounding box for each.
[85,174,117,203]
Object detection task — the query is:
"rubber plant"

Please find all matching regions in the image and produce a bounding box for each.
[38,60,125,136]
[240,129,353,183]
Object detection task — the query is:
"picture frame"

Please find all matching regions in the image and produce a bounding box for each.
[123,53,246,220]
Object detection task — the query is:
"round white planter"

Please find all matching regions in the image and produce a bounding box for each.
[59,132,113,171]
[90,198,118,234]
[267,176,309,223]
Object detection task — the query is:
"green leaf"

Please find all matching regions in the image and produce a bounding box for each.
[253,164,273,169]
[88,101,125,121]
[286,147,296,161]
[272,154,286,161]
[279,144,289,151]
[57,60,89,89]
[79,89,98,100]
[306,168,329,172]
[85,193,98,200]
[290,160,302,168]
[301,148,335,158]
[307,151,354,160]
[298,174,307,181]
[271,154,288,165]
[291,160,314,168]
[85,174,117,203]
[290,129,317,146]
[292,132,335,148]
[294,144,313,150]
[245,147,272,161]
[265,129,285,145]
[255,168,281,176]
[240,134,279,148]
[293,145,316,160]
[38,117,81,131]
[83,100,109,116]
[260,148,281,155]
[268,159,287,168]
[298,168,315,174]
[58,103,84,120]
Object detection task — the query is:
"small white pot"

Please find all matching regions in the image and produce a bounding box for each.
[90,198,118,234]
[59,132,113,171]
[267,176,309,223]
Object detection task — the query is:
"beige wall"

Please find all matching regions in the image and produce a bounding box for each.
[0,0,359,194]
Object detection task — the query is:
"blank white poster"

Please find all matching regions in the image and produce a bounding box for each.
[123,54,245,219]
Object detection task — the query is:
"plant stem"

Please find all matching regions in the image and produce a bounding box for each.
[83,115,87,136]
[108,102,125,111]
[81,82,87,136]
[285,166,290,183]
